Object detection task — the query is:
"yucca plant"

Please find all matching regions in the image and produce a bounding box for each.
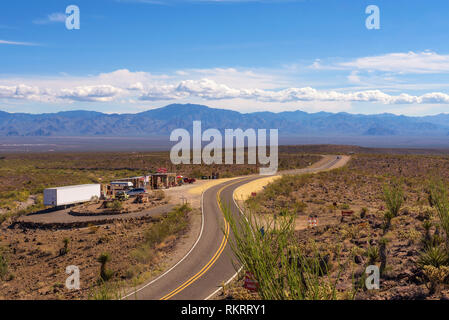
[222,203,339,300]
[379,238,388,274]
[428,179,449,250]
[59,238,70,256]
[383,181,404,217]
[417,246,449,269]
[0,253,8,280]
[98,252,113,281]
[383,210,394,231]
[364,245,379,265]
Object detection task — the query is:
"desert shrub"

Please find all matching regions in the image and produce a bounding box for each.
[379,238,388,274]
[144,204,190,247]
[279,208,289,216]
[418,246,449,269]
[98,252,114,281]
[428,179,449,250]
[364,246,379,265]
[0,252,8,280]
[59,238,70,256]
[340,224,361,240]
[397,228,421,244]
[422,265,449,294]
[89,281,122,300]
[130,204,191,267]
[294,201,307,214]
[383,181,404,217]
[383,210,394,231]
[110,200,123,212]
[223,206,338,300]
[131,243,156,264]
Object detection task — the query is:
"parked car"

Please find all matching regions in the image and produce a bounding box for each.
[115,191,129,201]
[125,188,147,196]
[183,178,196,184]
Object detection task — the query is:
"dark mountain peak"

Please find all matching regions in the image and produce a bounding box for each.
[141,103,224,114]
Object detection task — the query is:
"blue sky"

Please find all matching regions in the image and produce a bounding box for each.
[1,0,449,115]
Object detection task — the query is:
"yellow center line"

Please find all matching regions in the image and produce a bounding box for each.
[160,176,254,300]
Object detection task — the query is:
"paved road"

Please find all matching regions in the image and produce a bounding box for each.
[123,155,345,300]
[17,203,174,228]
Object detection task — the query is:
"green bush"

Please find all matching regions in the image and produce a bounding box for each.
[364,246,379,265]
[223,206,338,300]
[110,200,123,212]
[59,238,70,256]
[131,205,191,267]
[0,253,8,280]
[98,252,114,281]
[144,204,190,247]
[428,179,449,250]
[89,281,122,300]
[418,246,449,269]
[383,181,404,217]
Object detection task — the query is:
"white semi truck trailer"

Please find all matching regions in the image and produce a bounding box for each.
[44,184,101,207]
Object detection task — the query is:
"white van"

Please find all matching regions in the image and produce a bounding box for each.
[110,181,134,188]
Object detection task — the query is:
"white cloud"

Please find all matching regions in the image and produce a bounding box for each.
[1,69,449,110]
[33,12,66,25]
[138,78,449,104]
[59,85,123,102]
[0,40,38,46]
[0,84,54,102]
[339,51,449,74]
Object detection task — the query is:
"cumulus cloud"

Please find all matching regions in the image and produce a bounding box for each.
[138,78,449,104]
[0,84,53,102]
[59,85,123,102]
[1,69,449,107]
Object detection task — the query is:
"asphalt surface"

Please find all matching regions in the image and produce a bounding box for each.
[17,203,174,227]
[123,155,344,300]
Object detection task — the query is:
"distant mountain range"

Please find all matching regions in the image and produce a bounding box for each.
[1,104,449,137]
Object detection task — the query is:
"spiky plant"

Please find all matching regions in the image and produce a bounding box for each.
[364,246,379,265]
[418,246,449,269]
[98,252,113,281]
[383,181,404,217]
[222,203,339,300]
[428,179,449,250]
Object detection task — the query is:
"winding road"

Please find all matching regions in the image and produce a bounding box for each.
[123,155,347,300]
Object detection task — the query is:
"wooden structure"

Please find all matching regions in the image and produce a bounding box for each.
[114,176,150,189]
[151,173,177,189]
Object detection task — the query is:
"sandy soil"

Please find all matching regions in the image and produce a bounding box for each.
[233,155,350,202]
[233,176,281,202]
[220,153,449,300]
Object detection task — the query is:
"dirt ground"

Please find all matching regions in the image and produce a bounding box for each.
[219,153,449,300]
